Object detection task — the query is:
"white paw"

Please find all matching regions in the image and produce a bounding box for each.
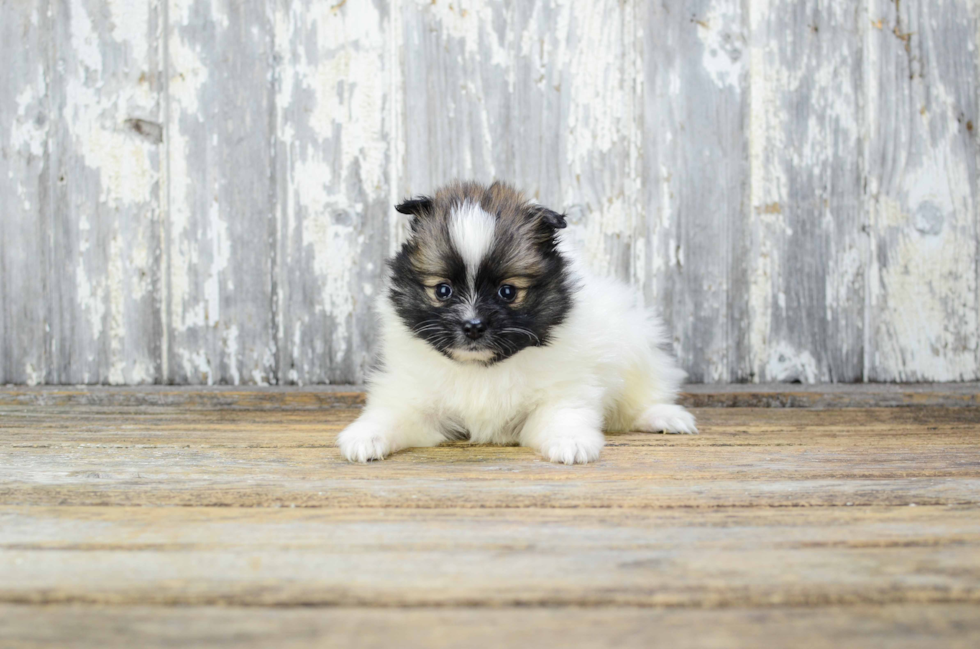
[538,430,605,465]
[635,404,698,434]
[337,419,391,462]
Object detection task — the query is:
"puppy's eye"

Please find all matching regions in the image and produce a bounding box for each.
[435,283,453,301]
[498,284,517,302]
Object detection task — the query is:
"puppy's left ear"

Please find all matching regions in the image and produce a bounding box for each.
[530,206,567,230]
[525,205,567,242]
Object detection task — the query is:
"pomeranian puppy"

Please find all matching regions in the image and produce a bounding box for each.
[338,181,696,464]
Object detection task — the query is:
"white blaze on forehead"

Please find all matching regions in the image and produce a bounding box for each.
[449,202,496,287]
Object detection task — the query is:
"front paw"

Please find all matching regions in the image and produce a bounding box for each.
[337,419,391,463]
[635,404,698,434]
[538,429,605,465]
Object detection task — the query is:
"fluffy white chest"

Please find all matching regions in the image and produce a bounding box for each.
[434,356,536,444]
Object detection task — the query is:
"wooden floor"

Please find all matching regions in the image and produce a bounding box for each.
[1,387,979,648]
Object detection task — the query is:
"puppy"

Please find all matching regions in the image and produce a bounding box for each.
[338,180,696,464]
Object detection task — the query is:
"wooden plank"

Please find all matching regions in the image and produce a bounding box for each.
[2,384,976,410]
[165,0,275,384]
[50,0,163,383]
[866,0,979,381]
[33,0,162,384]
[0,402,977,645]
[400,0,641,282]
[274,0,393,384]
[642,0,746,382]
[4,505,978,551]
[3,404,978,444]
[2,604,978,649]
[680,382,980,407]
[0,386,368,409]
[746,0,865,382]
[2,407,978,508]
[2,2,980,388]
[1,505,979,607]
[0,0,48,385]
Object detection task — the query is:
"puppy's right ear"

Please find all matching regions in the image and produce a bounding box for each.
[395,196,434,231]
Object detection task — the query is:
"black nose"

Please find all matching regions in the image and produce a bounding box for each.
[462,318,487,340]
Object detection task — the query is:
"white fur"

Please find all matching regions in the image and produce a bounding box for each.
[338,239,697,465]
[449,202,497,288]
[449,348,496,362]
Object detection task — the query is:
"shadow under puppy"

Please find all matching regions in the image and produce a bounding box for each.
[338,180,697,464]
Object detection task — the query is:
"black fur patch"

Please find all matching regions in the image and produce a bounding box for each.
[388,181,573,365]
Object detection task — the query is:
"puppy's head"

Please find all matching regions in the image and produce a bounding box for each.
[388,181,572,364]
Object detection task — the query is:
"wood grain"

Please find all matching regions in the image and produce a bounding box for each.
[642,0,746,382]
[2,505,980,607]
[746,0,865,382]
[0,393,978,645]
[866,0,979,381]
[165,0,276,385]
[1,0,979,385]
[274,0,393,385]
[399,0,641,281]
[1,383,977,409]
[2,406,978,509]
[3,604,978,649]
[0,0,48,386]
[50,0,163,385]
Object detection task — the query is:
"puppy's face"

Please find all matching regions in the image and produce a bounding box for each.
[388,181,572,365]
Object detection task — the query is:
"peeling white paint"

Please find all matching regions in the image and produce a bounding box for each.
[177,348,213,386]
[106,232,126,385]
[746,0,867,381]
[223,324,240,385]
[105,0,150,67]
[695,1,744,89]
[872,153,978,380]
[766,342,819,383]
[299,0,387,195]
[3,0,979,385]
[275,0,391,379]
[10,83,46,158]
[67,2,156,209]
[419,0,509,69]
[204,197,230,326]
[747,24,778,377]
[866,0,979,381]
[23,364,43,387]
[167,17,210,335]
[299,190,356,364]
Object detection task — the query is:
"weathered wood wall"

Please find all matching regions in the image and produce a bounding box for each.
[1,0,977,385]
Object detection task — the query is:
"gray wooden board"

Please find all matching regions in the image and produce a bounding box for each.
[1,0,979,385]
[399,0,640,281]
[0,0,48,386]
[165,0,276,385]
[642,0,746,382]
[47,0,163,385]
[746,0,865,383]
[866,0,979,381]
[274,0,393,385]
